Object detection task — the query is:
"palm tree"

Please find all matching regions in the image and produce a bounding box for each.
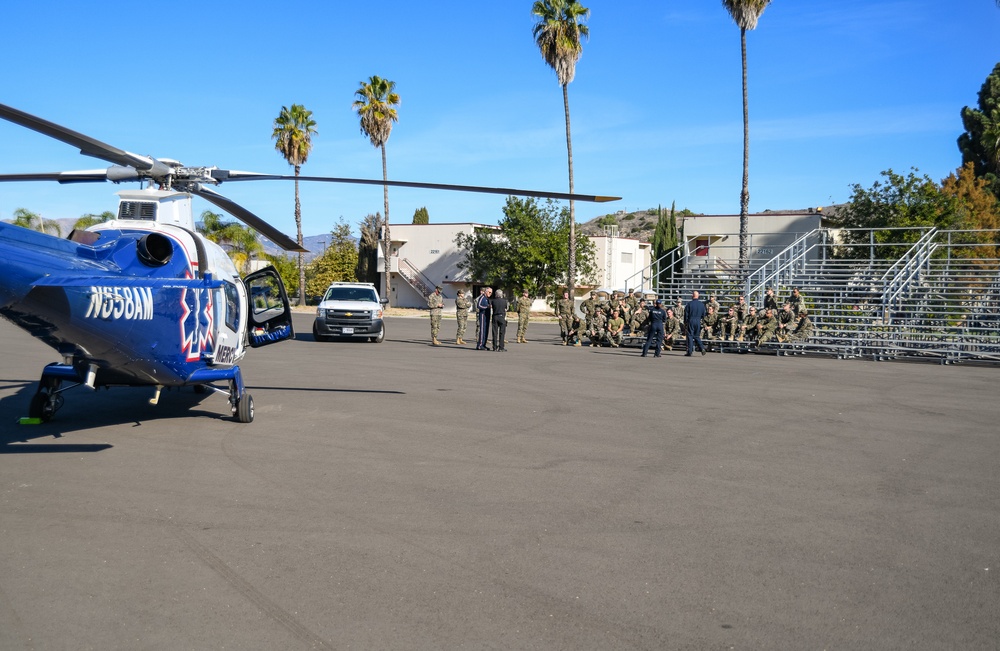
[12,208,61,236]
[722,0,772,273]
[353,76,400,304]
[532,0,589,299]
[271,104,318,306]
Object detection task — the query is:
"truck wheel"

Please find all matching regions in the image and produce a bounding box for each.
[370,325,385,343]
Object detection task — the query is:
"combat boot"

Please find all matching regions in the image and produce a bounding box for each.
[573,341,581,347]
[433,338,441,346]
[456,338,465,345]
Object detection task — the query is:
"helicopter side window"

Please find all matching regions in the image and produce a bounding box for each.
[223,281,240,332]
[249,276,283,315]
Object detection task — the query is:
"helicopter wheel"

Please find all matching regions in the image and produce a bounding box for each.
[28,388,63,423]
[236,393,254,423]
[193,384,208,394]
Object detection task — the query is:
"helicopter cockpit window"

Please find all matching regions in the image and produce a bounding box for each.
[223,281,240,332]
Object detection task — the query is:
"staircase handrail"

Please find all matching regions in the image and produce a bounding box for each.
[744,229,826,301]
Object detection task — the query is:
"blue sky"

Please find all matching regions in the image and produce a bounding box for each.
[2,1,998,245]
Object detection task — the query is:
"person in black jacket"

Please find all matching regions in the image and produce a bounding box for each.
[490,289,509,351]
[684,290,707,356]
[641,299,667,357]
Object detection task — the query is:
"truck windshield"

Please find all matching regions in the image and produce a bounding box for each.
[324,287,378,302]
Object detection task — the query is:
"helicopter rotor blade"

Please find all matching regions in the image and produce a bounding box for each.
[0,169,112,183]
[213,170,621,203]
[0,102,171,176]
[189,185,307,253]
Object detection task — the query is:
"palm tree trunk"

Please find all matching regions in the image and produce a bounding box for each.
[381,143,392,306]
[563,83,576,300]
[739,26,751,273]
[294,165,305,306]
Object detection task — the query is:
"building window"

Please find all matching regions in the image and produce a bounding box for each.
[621,252,633,264]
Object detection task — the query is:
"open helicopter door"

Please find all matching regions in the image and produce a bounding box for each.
[244,266,294,348]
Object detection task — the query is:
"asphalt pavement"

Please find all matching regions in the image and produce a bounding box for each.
[1,313,997,649]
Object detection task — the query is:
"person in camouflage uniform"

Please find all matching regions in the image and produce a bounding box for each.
[664,308,682,351]
[427,285,445,345]
[756,307,779,346]
[776,303,795,342]
[580,291,598,337]
[735,295,749,329]
[700,304,720,341]
[629,299,648,336]
[556,290,574,344]
[721,305,738,340]
[625,289,638,312]
[706,293,721,316]
[455,289,471,345]
[673,298,685,323]
[740,306,759,341]
[787,287,805,316]
[567,315,583,346]
[516,289,532,343]
[589,309,608,346]
[786,310,813,342]
[763,287,779,312]
[606,309,625,347]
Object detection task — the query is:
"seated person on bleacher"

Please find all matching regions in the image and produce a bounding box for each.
[756,308,779,345]
[629,299,648,337]
[786,310,813,342]
[701,305,720,340]
[739,306,758,342]
[664,308,682,350]
[607,309,625,347]
[589,310,608,347]
[721,305,738,341]
[776,303,796,342]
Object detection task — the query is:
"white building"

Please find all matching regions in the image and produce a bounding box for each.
[676,209,829,273]
[587,227,652,294]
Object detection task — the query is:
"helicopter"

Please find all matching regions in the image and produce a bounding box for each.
[0,102,619,424]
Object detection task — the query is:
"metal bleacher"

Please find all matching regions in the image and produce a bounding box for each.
[623,227,1000,365]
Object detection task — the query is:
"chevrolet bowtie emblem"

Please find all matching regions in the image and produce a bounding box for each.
[345,312,353,317]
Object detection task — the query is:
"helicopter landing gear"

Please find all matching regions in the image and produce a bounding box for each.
[27,363,79,422]
[29,379,64,422]
[183,365,256,423]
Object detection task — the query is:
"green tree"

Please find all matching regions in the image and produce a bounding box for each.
[353,76,400,304]
[455,196,596,298]
[834,168,958,260]
[12,208,61,236]
[355,212,381,286]
[412,206,429,224]
[721,0,772,272]
[306,219,358,297]
[958,62,1000,198]
[272,104,318,306]
[73,210,115,230]
[264,253,299,299]
[532,0,590,300]
[651,202,681,287]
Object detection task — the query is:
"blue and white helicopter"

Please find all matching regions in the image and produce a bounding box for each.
[0,103,618,424]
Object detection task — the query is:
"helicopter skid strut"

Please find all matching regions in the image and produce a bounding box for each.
[27,363,254,424]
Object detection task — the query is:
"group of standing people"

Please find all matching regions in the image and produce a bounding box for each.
[432,286,532,351]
